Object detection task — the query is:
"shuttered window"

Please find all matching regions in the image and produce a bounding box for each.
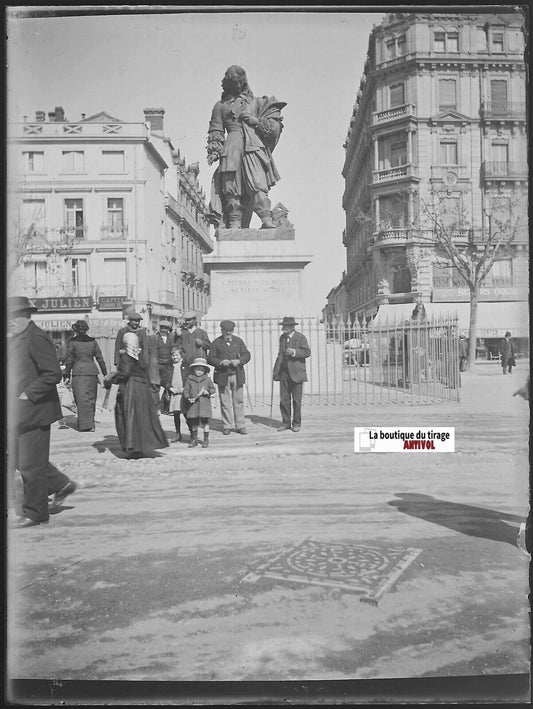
[439,79,456,110]
[390,83,405,108]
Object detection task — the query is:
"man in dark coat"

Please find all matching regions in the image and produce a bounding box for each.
[208,320,251,435]
[114,311,160,402]
[7,296,77,527]
[180,311,211,376]
[272,316,311,432]
[500,331,515,374]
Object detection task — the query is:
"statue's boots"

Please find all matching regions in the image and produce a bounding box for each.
[226,198,242,229]
[254,192,276,229]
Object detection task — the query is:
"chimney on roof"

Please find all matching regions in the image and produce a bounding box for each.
[48,110,55,122]
[144,107,165,135]
[35,110,45,122]
[54,106,65,122]
[81,113,86,120]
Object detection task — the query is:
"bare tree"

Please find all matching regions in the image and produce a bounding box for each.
[421,191,527,369]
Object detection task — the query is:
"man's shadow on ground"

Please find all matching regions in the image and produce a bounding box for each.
[388,492,524,546]
[246,414,279,429]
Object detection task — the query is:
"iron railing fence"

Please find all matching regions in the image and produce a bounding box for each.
[201,316,460,406]
[92,316,460,406]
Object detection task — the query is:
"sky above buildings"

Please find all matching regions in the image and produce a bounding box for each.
[6,7,385,314]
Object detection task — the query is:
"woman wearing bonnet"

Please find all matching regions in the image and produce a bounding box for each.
[105,331,168,459]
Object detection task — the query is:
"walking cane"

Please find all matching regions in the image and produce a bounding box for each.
[244,382,254,414]
[268,377,274,428]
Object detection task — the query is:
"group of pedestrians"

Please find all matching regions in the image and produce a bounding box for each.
[105,312,311,456]
[7,295,312,527]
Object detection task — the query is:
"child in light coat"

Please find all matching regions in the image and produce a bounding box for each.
[182,357,216,448]
[168,346,190,443]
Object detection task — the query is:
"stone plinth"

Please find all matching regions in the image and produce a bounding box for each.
[203,227,312,319]
[217,226,295,241]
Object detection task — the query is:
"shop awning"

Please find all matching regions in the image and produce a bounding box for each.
[423,301,529,338]
[372,301,529,338]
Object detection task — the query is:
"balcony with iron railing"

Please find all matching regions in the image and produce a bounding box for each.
[19,120,148,139]
[21,283,94,299]
[481,162,528,180]
[101,224,128,240]
[372,163,419,184]
[481,101,526,119]
[372,103,416,126]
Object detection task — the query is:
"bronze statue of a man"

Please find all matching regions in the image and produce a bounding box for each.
[206,66,286,230]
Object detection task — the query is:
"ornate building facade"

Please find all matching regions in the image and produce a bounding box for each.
[8,106,213,349]
[340,11,528,355]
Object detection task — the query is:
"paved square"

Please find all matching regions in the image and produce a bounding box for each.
[242,538,422,604]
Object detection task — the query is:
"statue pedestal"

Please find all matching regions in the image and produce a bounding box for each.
[203,227,313,319]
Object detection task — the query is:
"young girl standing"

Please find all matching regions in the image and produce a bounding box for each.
[182,357,216,448]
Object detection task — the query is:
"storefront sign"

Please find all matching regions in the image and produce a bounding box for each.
[98,296,127,310]
[32,297,94,311]
[32,319,79,331]
[432,286,528,302]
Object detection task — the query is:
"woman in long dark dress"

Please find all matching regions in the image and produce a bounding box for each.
[64,320,108,431]
[109,332,168,459]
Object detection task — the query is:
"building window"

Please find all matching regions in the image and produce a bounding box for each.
[439,79,457,110]
[491,142,509,166]
[397,35,406,55]
[490,79,507,111]
[22,151,44,172]
[24,260,47,294]
[378,137,407,170]
[390,83,405,108]
[380,195,408,228]
[434,29,458,52]
[447,32,459,52]
[439,141,458,165]
[487,259,512,286]
[69,257,88,295]
[107,198,124,231]
[64,198,85,238]
[432,263,451,288]
[386,40,396,59]
[102,150,125,173]
[20,199,46,235]
[434,31,446,52]
[491,31,504,52]
[61,150,85,173]
[102,258,127,293]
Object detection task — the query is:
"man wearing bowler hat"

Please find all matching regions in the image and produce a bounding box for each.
[7,296,77,527]
[208,320,251,435]
[272,316,311,432]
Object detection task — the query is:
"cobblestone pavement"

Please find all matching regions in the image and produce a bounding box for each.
[7,366,530,692]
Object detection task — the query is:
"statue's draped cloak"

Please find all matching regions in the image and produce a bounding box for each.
[207,94,286,227]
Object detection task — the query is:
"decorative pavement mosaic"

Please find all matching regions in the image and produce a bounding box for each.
[241,538,422,605]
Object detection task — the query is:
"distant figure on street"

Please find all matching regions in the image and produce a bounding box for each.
[151,319,178,414]
[183,357,216,448]
[500,331,516,374]
[180,311,211,376]
[64,320,108,432]
[272,316,311,432]
[458,335,468,372]
[167,346,191,443]
[106,331,168,459]
[7,296,77,528]
[208,319,251,435]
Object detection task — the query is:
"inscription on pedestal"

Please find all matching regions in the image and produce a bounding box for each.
[216,226,295,242]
